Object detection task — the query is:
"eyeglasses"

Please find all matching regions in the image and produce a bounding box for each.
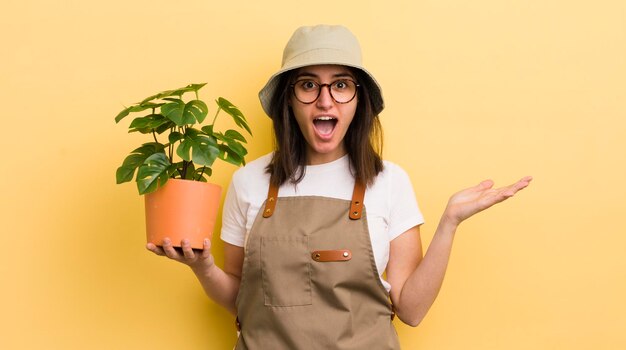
[290,79,360,104]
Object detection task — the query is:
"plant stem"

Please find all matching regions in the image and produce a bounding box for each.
[150,108,158,143]
[196,167,205,181]
[211,107,221,126]
[181,160,188,179]
[168,127,174,161]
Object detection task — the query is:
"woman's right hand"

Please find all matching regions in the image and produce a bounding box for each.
[146,238,215,272]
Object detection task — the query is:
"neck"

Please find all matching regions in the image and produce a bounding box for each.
[305,145,347,165]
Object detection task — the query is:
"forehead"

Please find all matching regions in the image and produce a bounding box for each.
[294,64,354,78]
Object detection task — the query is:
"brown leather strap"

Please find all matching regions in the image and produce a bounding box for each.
[264,180,365,219]
[311,249,352,262]
[349,180,366,220]
[262,182,279,218]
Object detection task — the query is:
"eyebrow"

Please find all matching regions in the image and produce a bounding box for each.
[295,72,355,80]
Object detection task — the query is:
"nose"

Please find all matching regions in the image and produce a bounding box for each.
[315,84,333,109]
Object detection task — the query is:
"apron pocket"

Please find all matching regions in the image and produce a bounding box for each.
[261,236,312,307]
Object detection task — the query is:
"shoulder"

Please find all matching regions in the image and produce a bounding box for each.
[365,160,417,212]
[381,160,408,176]
[232,152,272,183]
[230,152,272,197]
[371,160,412,189]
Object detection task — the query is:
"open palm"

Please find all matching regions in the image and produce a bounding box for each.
[444,176,533,226]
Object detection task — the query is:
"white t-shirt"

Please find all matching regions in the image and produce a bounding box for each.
[220,153,424,292]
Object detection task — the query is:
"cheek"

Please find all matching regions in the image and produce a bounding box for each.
[289,95,302,117]
[290,105,309,132]
[343,104,358,126]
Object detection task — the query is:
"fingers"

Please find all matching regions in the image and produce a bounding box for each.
[146,242,165,256]
[501,176,533,197]
[201,238,212,259]
[148,238,212,264]
[181,239,196,260]
[475,179,494,191]
[162,238,182,260]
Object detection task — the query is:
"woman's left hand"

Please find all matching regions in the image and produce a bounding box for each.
[443,176,533,227]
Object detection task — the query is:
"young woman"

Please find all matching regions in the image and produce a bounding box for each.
[147,25,532,349]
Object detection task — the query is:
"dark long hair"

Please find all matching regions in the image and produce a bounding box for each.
[266,68,384,187]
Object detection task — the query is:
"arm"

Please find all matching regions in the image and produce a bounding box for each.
[386,176,532,327]
[146,238,244,315]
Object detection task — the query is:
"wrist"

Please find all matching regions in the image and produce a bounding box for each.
[438,214,459,234]
[190,260,216,277]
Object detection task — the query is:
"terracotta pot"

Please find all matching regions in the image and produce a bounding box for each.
[145,179,222,249]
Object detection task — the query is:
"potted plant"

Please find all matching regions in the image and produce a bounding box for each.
[115,83,251,249]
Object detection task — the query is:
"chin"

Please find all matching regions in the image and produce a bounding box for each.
[312,142,339,154]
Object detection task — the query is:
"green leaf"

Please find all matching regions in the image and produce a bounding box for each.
[137,101,165,109]
[187,83,207,92]
[168,131,184,144]
[169,161,184,178]
[169,83,207,97]
[148,115,174,130]
[128,116,152,129]
[226,140,248,158]
[115,143,166,184]
[116,103,165,123]
[139,83,207,104]
[127,114,174,134]
[116,159,139,183]
[136,153,171,195]
[224,129,247,143]
[140,91,172,105]
[194,166,211,182]
[216,97,252,135]
[155,123,173,134]
[195,166,212,179]
[184,162,196,180]
[161,99,193,126]
[119,83,206,122]
[201,125,214,135]
[128,113,161,129]
[129,104,156,113]
[176,128,220,166]
[213,131,227,142]
[218,144,244,166]
[140,89,179,104]
[114,106,132,123]
[223,141,247,166]
[184,100,208,123]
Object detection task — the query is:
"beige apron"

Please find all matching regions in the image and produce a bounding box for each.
[234,180,400,349]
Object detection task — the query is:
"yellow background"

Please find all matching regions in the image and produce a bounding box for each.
[2,0,625,349]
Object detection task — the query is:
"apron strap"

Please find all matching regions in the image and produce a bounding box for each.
[262,182,279,218]
[263,179,366,220]
[349,180,365,220]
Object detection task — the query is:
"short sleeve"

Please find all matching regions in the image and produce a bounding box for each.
[386,164,424,241]
[219,179,247,247]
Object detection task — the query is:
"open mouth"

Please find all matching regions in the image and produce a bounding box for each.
[312,116,338,137]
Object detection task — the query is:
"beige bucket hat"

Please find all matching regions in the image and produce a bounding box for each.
[259,24,384,118]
